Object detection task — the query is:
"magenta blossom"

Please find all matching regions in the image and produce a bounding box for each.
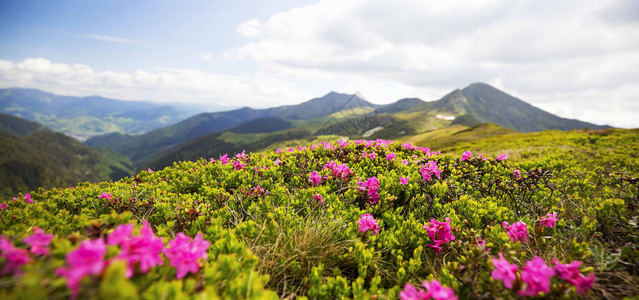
[552,260,595,296]
[24,193,33,203]
[308,171,322,186]
[163,233,210,279]
[338,139,348,147]
[539,212,558,228]
[491,253,519,288]
[313,194,324,204]
[274,158,282,165]
[233,160,245,171]
[147,168,154,172]
[513,169,522,179]
[357,214,380,235]
[113,221,165,278]
[518,256,555,297]
[422,279,458,300]
[98,192,112,201]
[22,227,53,256]
[56,239,107,299]
[0,236,30,276]
[399,283,428,300]
[357,177,380,204]
[496,153,509,161]
[420,161,442,182]
[386,153,396,161]
[401,159,408,165]
[322,161,353,180]
[503,220,529,243]
[0,203,6,210]
[574,273,595,296]
[250,185,265,196]
[424,217,455,253]
[461,151,472,161]
[107,224,134,246]
[219,154,229,164]
[400,176,409,185]
[368,152,377,160]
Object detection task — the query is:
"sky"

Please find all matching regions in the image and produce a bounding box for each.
[0,0,638,128]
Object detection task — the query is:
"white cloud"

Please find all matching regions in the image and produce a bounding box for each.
[82,34,143,44]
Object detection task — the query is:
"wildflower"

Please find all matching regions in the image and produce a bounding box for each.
[274,158,282,165]
[574,273,595,296]
[357,177,380,204]
[219,154,229,164]
[400,176,409,185]
[368,152,377,159]
[209,157,216,163]
[422,279,458,300]
[98,192,112,201]
[276,148,282,154]
[518,256,555,297]
[313,194,324,204]
[539,212,558,228]
[23,227,53,256]
[552,260,595,295]
[235,150,246,159]
[107,224,134,246]
[401,159,409,165]
[114,221,165,277]
[503,220,529,243]
[163,233,210,279]
[386,153,396,161]
[338,139,348,147]
[250,185,265,196]
[0,236,30,276]
[461,151,472,161]
[233,160,245,171]
[491,253,518,288]
[513,169,521,179]
[496,153,509,161]
[322,161,352,180]
[357,214,380,235]
[399,283,428,300]
[308,171,322,186]
[0,203,6,210]
[56,239,107,299]
[24,193,33,203]
[147,168,154,172]
[424,217,455,253]
[420,161,442,182]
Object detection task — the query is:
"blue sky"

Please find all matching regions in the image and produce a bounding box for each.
[1,0,638,127]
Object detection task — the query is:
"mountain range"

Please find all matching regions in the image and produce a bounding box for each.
[1,82,612,194]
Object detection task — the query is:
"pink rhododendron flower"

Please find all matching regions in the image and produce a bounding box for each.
[0,236,30,276]
[422,279,458,300]
[276,148,282,154]
[0,203,6,210]
[56,239,107,299]
[491,253,519,288]
[23,227,53,256]
[98,192,112,200]
[357,177,380,204]
[313,194,324,204]
[357,214,380,235]
[386,153,396,161]
[308,171,322,186]
[552,260,595,295]
[250,185,265,196]
[461,151,472,161]
[401,159,409,165]
[400,176,409,185]
[233,160,245,171]
[338,139,348,147]
[219,154,229,164]
[235,150,246,159]
[496,153,509,161]
[322,161,352,180]
[24,193,33,203]
[539,212,558,228]
[107,224,134,246]
[163,233,210,279]
[368,152,377,159]
[518,256,555,297]
[513,169,521,179]
[114,221,165,277]
[575,273,595,296]
[420,161,442,182]
[424,217,455,253]
[503,220,529,243]
[399,283,428,300]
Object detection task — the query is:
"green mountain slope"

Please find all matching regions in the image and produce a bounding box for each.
[0,113,47,136]
[0,118,134,196]
[0,88,194,140]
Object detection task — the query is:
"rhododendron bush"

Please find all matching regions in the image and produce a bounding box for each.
[1,137,638,299]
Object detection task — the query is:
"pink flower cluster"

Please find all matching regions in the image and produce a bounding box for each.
[24,193,33,204]
[357,177,380,204]
[420,161,442,182]
[461,151,472,161]
[219,154,229,164]
[322,161,353,180]
[55,222,210,298]
[503,220,529,243]
[401,142,432,156]
[0,236,30,276]
[513,169,522,179]
[357,214,380,235]
[233,160,245,171]
[308,171,322,186]
[424,217,456,253]
[400,176,409,185]
[386,152,396,161]
[539,212,559,228]
[496,153,509,161]
[313,194,324,204]
[400,279,457,300]
[23,227,53,256]
[98,192,112,200]
[492,254,594,296]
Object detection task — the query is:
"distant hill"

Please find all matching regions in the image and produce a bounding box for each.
[86,92,375,168]
[0,115,133,196]
[0,88,195,140]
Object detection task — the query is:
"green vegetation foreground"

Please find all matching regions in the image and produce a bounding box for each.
[1,129,638,299]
